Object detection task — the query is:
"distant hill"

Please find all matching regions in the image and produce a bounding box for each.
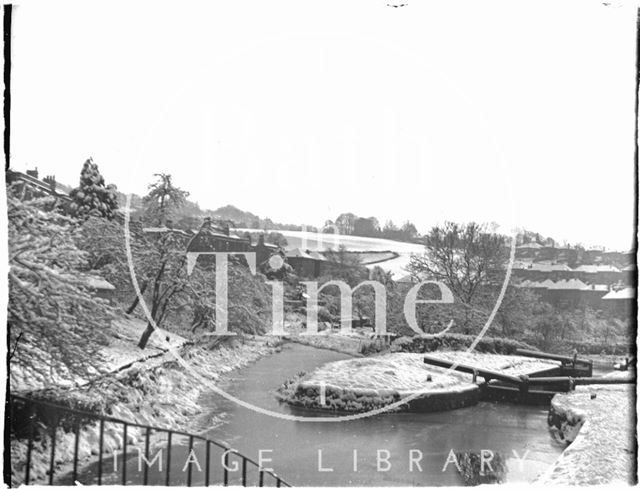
[206,205,313,231]
[209,205,260,227]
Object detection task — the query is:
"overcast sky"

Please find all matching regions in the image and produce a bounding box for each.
[9,0,637,250]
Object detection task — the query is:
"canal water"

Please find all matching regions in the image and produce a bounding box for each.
[87,342,565,486]
[199,342,564,486]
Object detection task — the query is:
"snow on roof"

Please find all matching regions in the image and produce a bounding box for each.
[522,280,550,289]
[547,279,589,290]
[521,262,571,272]
[513,279,531,288]
[602,287,636,300]
[285,248,315,259]
[517,242,543,249]
[142,227,189,236]
[308,251,328,261]
[574,264,621,273]
[583,284,610,292]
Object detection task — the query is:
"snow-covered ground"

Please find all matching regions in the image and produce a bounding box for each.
[538,378,635,485]
[300,352,557,396]
[235,229,425,277]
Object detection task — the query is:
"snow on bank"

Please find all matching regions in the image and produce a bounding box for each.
[10,333,281,485]
[302,353,469,394]
[279,352,558,413]
[10,317,189,392]
[302,352,557,393]
[539,374,636,485]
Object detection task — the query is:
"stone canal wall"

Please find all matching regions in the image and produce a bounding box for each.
[539,373,636,485]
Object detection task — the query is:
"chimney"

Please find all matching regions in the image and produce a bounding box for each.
[43,175,56,192]
[26,167,39,179]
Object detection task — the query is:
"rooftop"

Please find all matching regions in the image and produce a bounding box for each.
[574,264,621,274]
[143,227,191,236]
[547,279,589,290]
[602,287,636,300]
[517,242,544,249]
[308,251,328,261]
[285,248,315,260]
[516,262,572,272]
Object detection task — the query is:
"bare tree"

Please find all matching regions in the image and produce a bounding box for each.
[407,222,507,332]
[143,173,190,226]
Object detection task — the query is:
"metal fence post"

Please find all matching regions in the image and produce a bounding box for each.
[97,419,104,485]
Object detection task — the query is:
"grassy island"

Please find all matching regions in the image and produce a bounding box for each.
[277,352,556,413]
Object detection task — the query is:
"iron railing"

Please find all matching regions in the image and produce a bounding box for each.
[8,394,290,487]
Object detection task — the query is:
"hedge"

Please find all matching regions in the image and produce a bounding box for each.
[390,333,537,355]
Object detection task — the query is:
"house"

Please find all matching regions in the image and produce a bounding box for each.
[185,217,254,272]
[602,287,636,300]
[512,262,573,281]
[516,278,589,304]
[602,250,635,268]
[254,234,280,268]
[515,242,544,260]
[186,217,252,254]
[621,264,637,287]
[580,283,610,307]
[573,264,622,285]
[538,278,556,289]
[6,168,72,202]
[185,218,290,278]
[285,248,328,278]
[583,247,605,264]
[602,287,636,318]
[308,251,328,262]
[545,279,589,307]
[514,278,549,290]
[511,260,534,270]
[554,247,579,265]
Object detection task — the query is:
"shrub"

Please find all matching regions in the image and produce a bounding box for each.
[358,338,387,355]
[391,333,536,355]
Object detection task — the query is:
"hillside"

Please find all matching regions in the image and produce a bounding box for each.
[209,204,259,225]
